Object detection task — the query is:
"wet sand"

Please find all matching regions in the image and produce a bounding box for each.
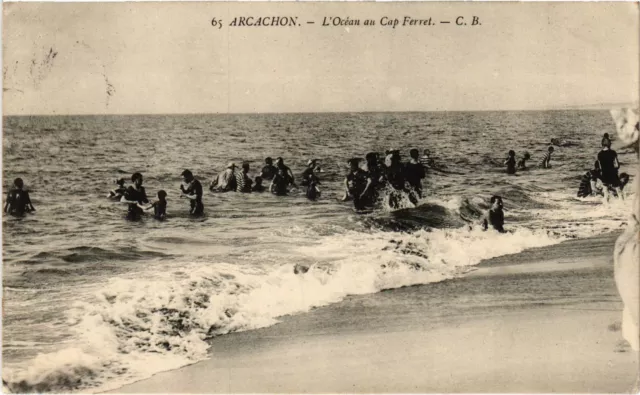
[109,232,639,394]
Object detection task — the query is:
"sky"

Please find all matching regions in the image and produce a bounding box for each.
[2,2,639,115]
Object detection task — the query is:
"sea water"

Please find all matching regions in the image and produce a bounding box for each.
[2,111,636,392]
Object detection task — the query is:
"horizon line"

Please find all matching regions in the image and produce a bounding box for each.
[4,103,639,118]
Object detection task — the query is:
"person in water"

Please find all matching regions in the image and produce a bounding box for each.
[108,178,127,199]
[517,152,531,170]
[597,137,622,200]
[121,172,149,221]
[275,157,296,188]
[364,152,384,204]
[270,167,290,196]
[210,162,237,192]
[504,150,517,175]
[180,169,204,215]
[385,150,409,208]
[4,178,35,216]
[538,146,554,169]
[404,148,426,201]
[577,169,603,198]
[420,149,434,168]
[260,157,277,181]
[145,190,167,220]
[252,176,265,193]
[481,195,506,233]
[305,173,321,201]
[607,173,631,199]
[301,159,319,187]
[235,162,253,193]
[343,158,373,211]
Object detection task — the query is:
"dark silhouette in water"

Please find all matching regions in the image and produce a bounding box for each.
[146,190,167,220]
[481,196,506,233]
[180,169,204,216]
[404,148,426,202]
[505,150,516,175]
[4,178,35,217]
[121,172,149,221]
[343,158,373,211]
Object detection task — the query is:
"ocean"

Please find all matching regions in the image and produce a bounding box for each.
[2,111,636,393]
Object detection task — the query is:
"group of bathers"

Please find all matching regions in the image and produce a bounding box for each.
[102,148,435,220]
[577,133,631,199]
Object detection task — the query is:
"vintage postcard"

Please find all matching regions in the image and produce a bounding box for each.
[2,2,639,394]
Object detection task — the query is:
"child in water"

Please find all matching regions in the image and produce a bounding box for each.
[517,152,531,170]
[107,178,127,199]
[305,173,321,201]
[504,150,517,174]
[538,146,554,169]
[145,190,167,220]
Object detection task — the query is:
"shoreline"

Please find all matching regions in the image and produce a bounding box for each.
[107,231,639,394]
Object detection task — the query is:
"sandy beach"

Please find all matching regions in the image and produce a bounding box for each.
[109,231,639,394]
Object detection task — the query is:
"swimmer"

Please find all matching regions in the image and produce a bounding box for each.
[343,158,373,210]
[577,169,602,198]
[385,150,408,208]
[275,157,296,188]
[121,172,149,221]
[481,195,506,233]
[404,148,426,201]
[517,152,531,170]
[235,162,253,193]
[305,173,321,201]
[420,149,433,168]
[301,159,319,187]
[180,169,204,215]
[252,176,265,193]
[270,167,290,196]
[107,178,127,199]
[597,137,622,201]
[144,190,167,220]
[538,146,554,169]
[210,162,237,192]
[4,178,35,216]
[504,150,517,175]
[259,157,277,181]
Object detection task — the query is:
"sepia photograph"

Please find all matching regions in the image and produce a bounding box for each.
[2,2,639,394]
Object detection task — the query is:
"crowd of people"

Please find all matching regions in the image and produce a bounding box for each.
[3,135,631,230]
[101,149,432,221]
[501,134,631,201]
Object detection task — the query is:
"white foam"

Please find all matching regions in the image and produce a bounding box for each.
[3,219,566,393]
